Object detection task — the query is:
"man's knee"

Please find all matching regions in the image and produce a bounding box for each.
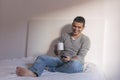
[69,60,83,72]
[70,60,80,66]
[36,55,47,62]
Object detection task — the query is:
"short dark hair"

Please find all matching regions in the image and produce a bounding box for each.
[73,16,85,27]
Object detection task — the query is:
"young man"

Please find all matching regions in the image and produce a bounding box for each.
[16,16,90,77]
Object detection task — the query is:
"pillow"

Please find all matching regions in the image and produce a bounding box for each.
[83,62,96,72]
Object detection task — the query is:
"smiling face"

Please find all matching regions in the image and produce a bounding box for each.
[72,21,84,36]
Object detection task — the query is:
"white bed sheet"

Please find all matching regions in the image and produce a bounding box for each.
[0,57,105,80]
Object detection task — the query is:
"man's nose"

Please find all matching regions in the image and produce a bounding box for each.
[74,27,79,30]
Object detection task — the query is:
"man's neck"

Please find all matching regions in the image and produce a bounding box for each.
[71,33,81,40]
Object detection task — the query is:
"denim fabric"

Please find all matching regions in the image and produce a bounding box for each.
[29,55,83,76]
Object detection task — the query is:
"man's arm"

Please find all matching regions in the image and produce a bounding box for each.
[54,33,66,56]
[54,44,62,56]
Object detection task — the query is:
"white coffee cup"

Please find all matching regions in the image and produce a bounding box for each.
[57,42,64,50]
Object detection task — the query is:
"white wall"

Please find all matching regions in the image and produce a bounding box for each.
[0,0,105,61]
[0,0,27,59]
[0,0,91,60]
[103,0,120,80]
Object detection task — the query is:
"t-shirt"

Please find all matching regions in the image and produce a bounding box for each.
[59,33,90,64]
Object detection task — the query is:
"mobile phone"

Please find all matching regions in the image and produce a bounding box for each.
[61,55,67,58]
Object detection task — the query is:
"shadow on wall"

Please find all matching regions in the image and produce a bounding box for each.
[47,24,72,56]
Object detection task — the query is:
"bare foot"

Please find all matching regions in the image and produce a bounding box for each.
[16,67,37,77]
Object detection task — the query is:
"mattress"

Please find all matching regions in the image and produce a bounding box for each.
[0,57,106,80]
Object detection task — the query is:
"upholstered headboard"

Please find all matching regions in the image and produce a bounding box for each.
[27,19,105,67]
[27,19,72,57]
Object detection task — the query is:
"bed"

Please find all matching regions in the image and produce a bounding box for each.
[0,56,105,80]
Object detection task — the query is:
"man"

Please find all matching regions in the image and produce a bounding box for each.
[16,16,90,77]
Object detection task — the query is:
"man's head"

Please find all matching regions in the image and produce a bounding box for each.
[72,16,85,36]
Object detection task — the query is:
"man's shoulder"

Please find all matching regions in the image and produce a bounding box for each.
[61,33,71,37]
[81,34,90,41]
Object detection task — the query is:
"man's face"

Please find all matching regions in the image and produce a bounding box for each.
[72,22,84,36]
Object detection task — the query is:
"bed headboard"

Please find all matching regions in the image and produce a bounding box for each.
[27,19,72,57]
[27,19,105,67]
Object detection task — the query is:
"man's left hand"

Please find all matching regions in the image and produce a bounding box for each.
[61,56,71,62]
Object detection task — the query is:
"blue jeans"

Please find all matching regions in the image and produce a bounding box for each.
[29,55,83,76]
